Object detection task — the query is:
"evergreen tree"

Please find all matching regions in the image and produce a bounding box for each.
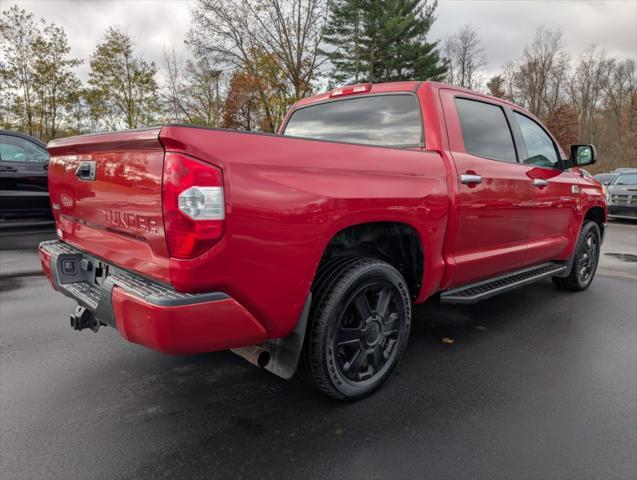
[323,0,447,84]
[321,0,367,84]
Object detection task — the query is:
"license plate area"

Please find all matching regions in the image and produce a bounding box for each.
[55,253,118,286]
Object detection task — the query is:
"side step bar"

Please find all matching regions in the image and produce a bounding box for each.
[440,262,567,305]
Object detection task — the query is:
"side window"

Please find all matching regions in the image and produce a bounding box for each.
[455,98,517,163]
[514,112,560,168]
[0,135,48,163]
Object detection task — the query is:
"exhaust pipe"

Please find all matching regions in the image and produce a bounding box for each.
[70,305,101,332]
[231,345,271,369]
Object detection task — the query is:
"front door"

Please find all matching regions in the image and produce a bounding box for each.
[440,90,535,287]
[510,111,580,263]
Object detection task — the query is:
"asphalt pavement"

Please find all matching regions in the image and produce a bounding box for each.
[1,221,636,480]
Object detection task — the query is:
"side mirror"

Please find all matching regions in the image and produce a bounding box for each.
[570,144,597,166]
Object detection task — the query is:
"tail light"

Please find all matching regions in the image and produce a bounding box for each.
[162,152,225,259]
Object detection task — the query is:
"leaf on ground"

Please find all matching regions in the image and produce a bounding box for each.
[441,337,455,344]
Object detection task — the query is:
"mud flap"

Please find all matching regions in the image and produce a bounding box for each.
[233,294,311,380]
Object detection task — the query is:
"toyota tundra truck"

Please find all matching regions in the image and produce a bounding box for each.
[39,81,607,400]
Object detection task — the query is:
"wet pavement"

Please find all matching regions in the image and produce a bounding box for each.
[1,221,636,479]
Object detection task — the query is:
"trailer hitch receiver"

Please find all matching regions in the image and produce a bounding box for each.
[70,305,101,332]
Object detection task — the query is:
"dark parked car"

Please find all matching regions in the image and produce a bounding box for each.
[0,130,51,218]
[607,171,637,220]
[594,172,618,185]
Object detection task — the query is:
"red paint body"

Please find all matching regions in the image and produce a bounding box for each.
[41,82,607,355]
[112,287,266,354]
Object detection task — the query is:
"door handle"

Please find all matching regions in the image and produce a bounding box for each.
[460,174,483,185]
[533,179,548,188]
[75,161,96,181]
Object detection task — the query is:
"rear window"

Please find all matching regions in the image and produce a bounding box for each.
[283,94,422,147]
[455,98,517,163]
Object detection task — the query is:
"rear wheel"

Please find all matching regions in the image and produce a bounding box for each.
[552,221,601,291]
[300,257,411,400]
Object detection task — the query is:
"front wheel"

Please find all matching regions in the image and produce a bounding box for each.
[552,221,601,291]
[300,257,412,400]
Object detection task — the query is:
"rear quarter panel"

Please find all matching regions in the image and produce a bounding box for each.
[160,126,449,338]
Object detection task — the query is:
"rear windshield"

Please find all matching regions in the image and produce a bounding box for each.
[283,94,423,147]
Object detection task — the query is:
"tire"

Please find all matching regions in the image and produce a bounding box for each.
[299,257,412,400]
[552,221,601,291]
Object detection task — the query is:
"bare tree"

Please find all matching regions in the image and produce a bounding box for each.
[513,26,568,119]
[160,48,225,127]
[602,58,635,134]
[500,61,517,101]
[443,24,486,90]
[187,0,327,130]
[593,57,636,171]
[183,57,223,126]
[567,46,610,143]
[252,0,326,98]
[161,48,185,123]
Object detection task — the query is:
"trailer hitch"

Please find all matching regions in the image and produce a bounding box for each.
[69,305,102,332]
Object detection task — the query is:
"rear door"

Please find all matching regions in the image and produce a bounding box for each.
[510,111,580,263]
[440,90,535,287]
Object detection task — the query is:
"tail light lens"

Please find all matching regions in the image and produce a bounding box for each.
[162,152,225,259]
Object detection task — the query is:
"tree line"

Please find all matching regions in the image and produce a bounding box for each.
[1,1,635,172]
[485,27,635,173]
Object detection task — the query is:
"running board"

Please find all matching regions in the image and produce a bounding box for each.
[440,262,567,305]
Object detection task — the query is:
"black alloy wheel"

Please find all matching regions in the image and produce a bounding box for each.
[299,257,412,400]
[577,227,599,285]
[333,282,402,383]
[552,221,601,291]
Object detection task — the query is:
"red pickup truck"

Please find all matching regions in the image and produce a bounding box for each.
[39,81,607,400]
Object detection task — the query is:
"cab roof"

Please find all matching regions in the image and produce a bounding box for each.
[292,80,522,112]
[293,81,423,108]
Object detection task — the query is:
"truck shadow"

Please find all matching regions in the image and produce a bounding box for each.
[110,278,590,479]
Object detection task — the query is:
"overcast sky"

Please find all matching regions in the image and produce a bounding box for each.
[10,0,637,82]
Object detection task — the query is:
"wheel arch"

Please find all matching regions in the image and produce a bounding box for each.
[584,206,606,238]
[311,221,424,300]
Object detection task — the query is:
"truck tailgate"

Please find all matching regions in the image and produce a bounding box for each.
[47,128,170,282]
